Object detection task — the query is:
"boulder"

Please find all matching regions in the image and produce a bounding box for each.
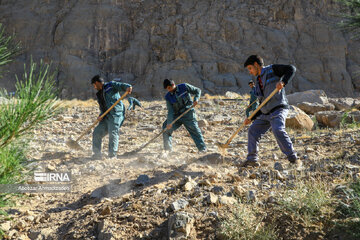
[349,111,360,122]
[297,102,335,115]
[314,111,360,128]
[287,90,329,106]
[315,111,343,128]
[286,105,314,131]
[225,91,240,99]
[168,212,194,239]
[328,98,359,111]
[171,199,189,211]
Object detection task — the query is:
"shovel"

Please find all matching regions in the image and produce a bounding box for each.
[217,87,279,151]
[121,104,196,156]
[66,91,130,150]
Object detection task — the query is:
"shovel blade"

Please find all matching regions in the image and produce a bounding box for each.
[216,142,229,149]
[216,142,229,156]
[121,150,137,157]
[66,138,84,151]
[121,143,148,156]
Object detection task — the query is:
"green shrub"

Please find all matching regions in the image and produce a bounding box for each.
[0,60,59,208]
[0,23,21,76]
[277,181,332,226]
[0,59,59,148]
[335,180,360,238]
[0,142,27,185]
[220,204,278,240]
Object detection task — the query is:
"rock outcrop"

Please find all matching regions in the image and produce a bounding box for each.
[0,0,359,99]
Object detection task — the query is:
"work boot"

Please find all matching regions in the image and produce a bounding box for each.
[108,153,117,159]
[159,150,172,158]
[91,153,102,160]
[289,159,303,169]
[240,160,260,168]
[199,148,208,154]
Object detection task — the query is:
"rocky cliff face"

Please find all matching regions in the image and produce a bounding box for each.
[0,0,359,99]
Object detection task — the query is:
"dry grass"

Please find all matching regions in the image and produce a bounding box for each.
[220,203,278,240]
[203,93,225,100]
[58,99,98,108]
[277,180,333,227]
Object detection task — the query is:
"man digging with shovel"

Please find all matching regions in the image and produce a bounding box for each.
[241,55,301,168]
[91,75,132,159]
[162,79,207,153]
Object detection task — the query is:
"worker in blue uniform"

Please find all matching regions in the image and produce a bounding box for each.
[162,79,207,152]
[91,75,132,159]
[127,97,142,111]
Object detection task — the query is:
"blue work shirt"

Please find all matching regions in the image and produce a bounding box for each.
[165,83,201,123]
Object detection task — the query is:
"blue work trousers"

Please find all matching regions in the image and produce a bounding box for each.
[162,109,206,151]
[247,108,297,162]
[92,113,125,156]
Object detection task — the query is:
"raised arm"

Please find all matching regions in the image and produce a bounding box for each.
[185,83,201,103]
[272,64,296,86]
[112,81,132,93]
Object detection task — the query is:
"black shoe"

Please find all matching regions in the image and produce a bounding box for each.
[240,160,260,168]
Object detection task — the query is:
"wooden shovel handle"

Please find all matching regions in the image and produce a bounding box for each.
[75,91,130,142]
[136,104,195,151]
[224,88,279,146]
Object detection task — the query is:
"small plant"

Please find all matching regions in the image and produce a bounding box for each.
[0,24,21,76]
[277,181,332,227]
[0,59,60,148]
[333,180,360,238]
[337,181,360,217]
[340,111,360,129]
[0,59,59,212]
[220,204,278,240]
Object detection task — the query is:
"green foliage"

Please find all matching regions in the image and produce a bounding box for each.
[337,0,360,39]
[337,181,360,218]
[0,59,60,148]
[0,60,59,215]
[220,204,278,240]
[334,180,360,238]
[0,24,60,235]
[340,111,350,128]
[0,23,21,76]
[340,111,360,129]
[0,142,27,185]
[277,181,332,226]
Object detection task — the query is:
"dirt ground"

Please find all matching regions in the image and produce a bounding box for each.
[1,96,360,240]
